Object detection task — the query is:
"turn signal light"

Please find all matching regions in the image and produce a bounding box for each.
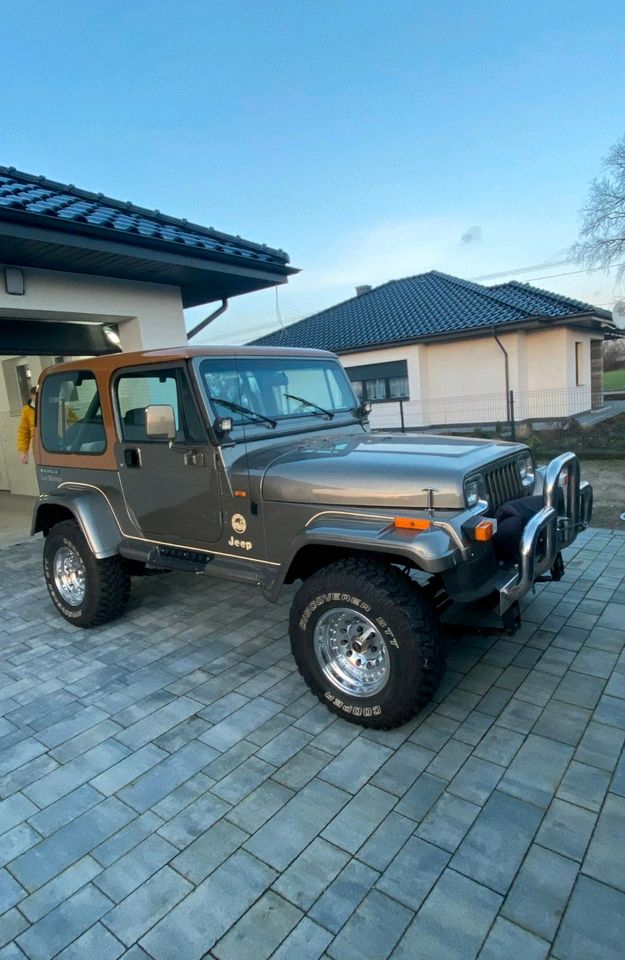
[474,519,495,541]
[394,517,431,531]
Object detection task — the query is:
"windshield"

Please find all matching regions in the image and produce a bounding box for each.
[198,356,357,436]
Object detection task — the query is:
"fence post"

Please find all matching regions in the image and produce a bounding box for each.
[399,398,406,433]
[509,389,516,441]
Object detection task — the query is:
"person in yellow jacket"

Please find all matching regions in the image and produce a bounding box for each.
[17,387,37,464]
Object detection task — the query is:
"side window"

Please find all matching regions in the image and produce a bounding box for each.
[115,368,205,443]
[40,370,106,454]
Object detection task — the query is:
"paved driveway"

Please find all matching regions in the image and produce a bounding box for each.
[0,529,624,960]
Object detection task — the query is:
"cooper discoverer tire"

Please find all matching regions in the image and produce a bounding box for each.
[289,558,445,729]
[43,520,130,628]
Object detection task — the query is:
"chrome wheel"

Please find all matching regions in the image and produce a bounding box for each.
[313,607,390,697]
[53,546,86,606]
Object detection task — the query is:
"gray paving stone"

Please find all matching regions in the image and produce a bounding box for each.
[533,701,592,747]
[199,696,283,752]
[377,836,449,910]
[16,882,113,960]
[0,909,28,950]
[270,917,332,960]
[478,917,549,960]
[319,737,392,794]
[447,756,503,806]
[409,713,459,751]
[328,888,412,960]
[310,718,361,755]
[451,790,543,894]
[23,739,131,807]
[556,760,610,812]
[425,739,473,781]
[54,922,125,960]
[0,868,25,912]
[417,792,481,852]
[225,777,294,834]
[211,755,275,803]
[92,811,164,867]
[49,719,123,764]
[453,710,494,746]
[593,693,625,729]
[357,811,415,871]
[213,890,302,960]
[613,748,625,797]
[245,777,349,870]
[554,876,625,960]
[536,798,597,862]
[9,796,135,892]
[369,742,433,796]
[27,784,104,837]
[36,706,109,749]
[89,743,168,795]
[115,697,201,750]
[94,833,178,902]
[309,859,378,934]
[390,867,502,960]
[473,724,525,766]
[574,720,625,771]
[502,844,578,940]
[499,734,574,808]
[0,943,27,960]
[272,744,333,790]
[582,792,625,893]
[256,726,312,766]
[273,837,350,910]
[0,794,38,835]
[139,851,276,960]
[157,789,229,848]
[395,772,446,822]
[202,739,257,782]
[0,823,41,867]
[117,740,218,812]
[102,865,192,946]
[571,648,618,679]
[172,819,249,884]
[321,784,396,854]
[20,855,102,923]
[554,672,605,709]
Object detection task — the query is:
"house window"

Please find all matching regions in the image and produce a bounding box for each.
[575,342,584,386]
[345,360,409,403]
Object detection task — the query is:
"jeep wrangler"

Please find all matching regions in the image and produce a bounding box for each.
[31,346,593,728]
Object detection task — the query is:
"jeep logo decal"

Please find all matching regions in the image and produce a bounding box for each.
[231,513,247,534]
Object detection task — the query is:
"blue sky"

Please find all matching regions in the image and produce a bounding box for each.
[3,0,625,342]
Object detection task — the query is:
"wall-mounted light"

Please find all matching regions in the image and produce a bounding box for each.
[4,267,25,295]
[103,325,122,348]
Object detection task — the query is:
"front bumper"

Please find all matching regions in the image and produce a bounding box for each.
[498,452,592,615]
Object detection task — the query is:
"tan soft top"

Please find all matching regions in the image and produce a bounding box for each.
[44,344,337,379]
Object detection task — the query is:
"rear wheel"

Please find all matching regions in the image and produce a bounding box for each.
[289,557,445,729]
[43,520,130,627]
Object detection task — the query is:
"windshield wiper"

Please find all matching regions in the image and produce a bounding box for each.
[212,397,277,429]
[283,393,334,420]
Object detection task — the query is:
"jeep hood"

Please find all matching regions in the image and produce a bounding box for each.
[257,432,526,510]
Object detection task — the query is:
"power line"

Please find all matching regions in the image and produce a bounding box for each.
[470,257,574,282]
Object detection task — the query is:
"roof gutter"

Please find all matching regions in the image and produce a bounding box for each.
[187,299,229,340]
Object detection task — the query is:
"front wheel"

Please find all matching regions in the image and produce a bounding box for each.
[289,558,445,729]
[43,520,130,628]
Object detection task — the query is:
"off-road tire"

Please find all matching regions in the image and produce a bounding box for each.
[289,558,445,729]
[43,520,130,628]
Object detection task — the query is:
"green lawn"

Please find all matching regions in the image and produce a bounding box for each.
[604,369,625,391]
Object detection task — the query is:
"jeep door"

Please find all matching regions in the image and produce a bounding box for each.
[113,365,222,544]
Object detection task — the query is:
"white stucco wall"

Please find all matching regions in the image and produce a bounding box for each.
[339,327,600,430]
[0,266,187,352]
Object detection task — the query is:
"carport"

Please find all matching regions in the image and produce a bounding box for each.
[0,166,296,504]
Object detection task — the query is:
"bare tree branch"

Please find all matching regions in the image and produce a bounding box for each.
[572,134,625,284]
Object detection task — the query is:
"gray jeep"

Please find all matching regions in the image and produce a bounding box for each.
[32,346,593,728]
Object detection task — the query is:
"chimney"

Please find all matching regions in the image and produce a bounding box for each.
[355,285,372,297]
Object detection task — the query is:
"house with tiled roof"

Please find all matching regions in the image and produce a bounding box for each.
[252,271,616,429]
[0,166,295,497]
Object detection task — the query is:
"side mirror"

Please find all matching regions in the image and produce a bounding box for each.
[358,400,372,418]
[145,404,176,441]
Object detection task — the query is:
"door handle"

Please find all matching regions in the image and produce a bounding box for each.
[124,448,142,468]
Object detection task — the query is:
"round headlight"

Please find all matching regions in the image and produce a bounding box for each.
[517,452,535,490]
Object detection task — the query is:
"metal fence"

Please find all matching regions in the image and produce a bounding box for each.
[370,385,595,436]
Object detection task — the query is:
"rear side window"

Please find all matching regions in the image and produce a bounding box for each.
[40,370,106,454]
[115,368,205,443]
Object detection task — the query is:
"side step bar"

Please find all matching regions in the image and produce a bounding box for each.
[145,546,213,573]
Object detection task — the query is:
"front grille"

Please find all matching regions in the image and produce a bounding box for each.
[484,459,523,512]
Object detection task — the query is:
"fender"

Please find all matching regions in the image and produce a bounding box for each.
[266,512,459,602]
[31,488,122,559]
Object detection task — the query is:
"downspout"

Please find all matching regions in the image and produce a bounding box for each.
[492,326,511,422]
[187,299,228,340]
